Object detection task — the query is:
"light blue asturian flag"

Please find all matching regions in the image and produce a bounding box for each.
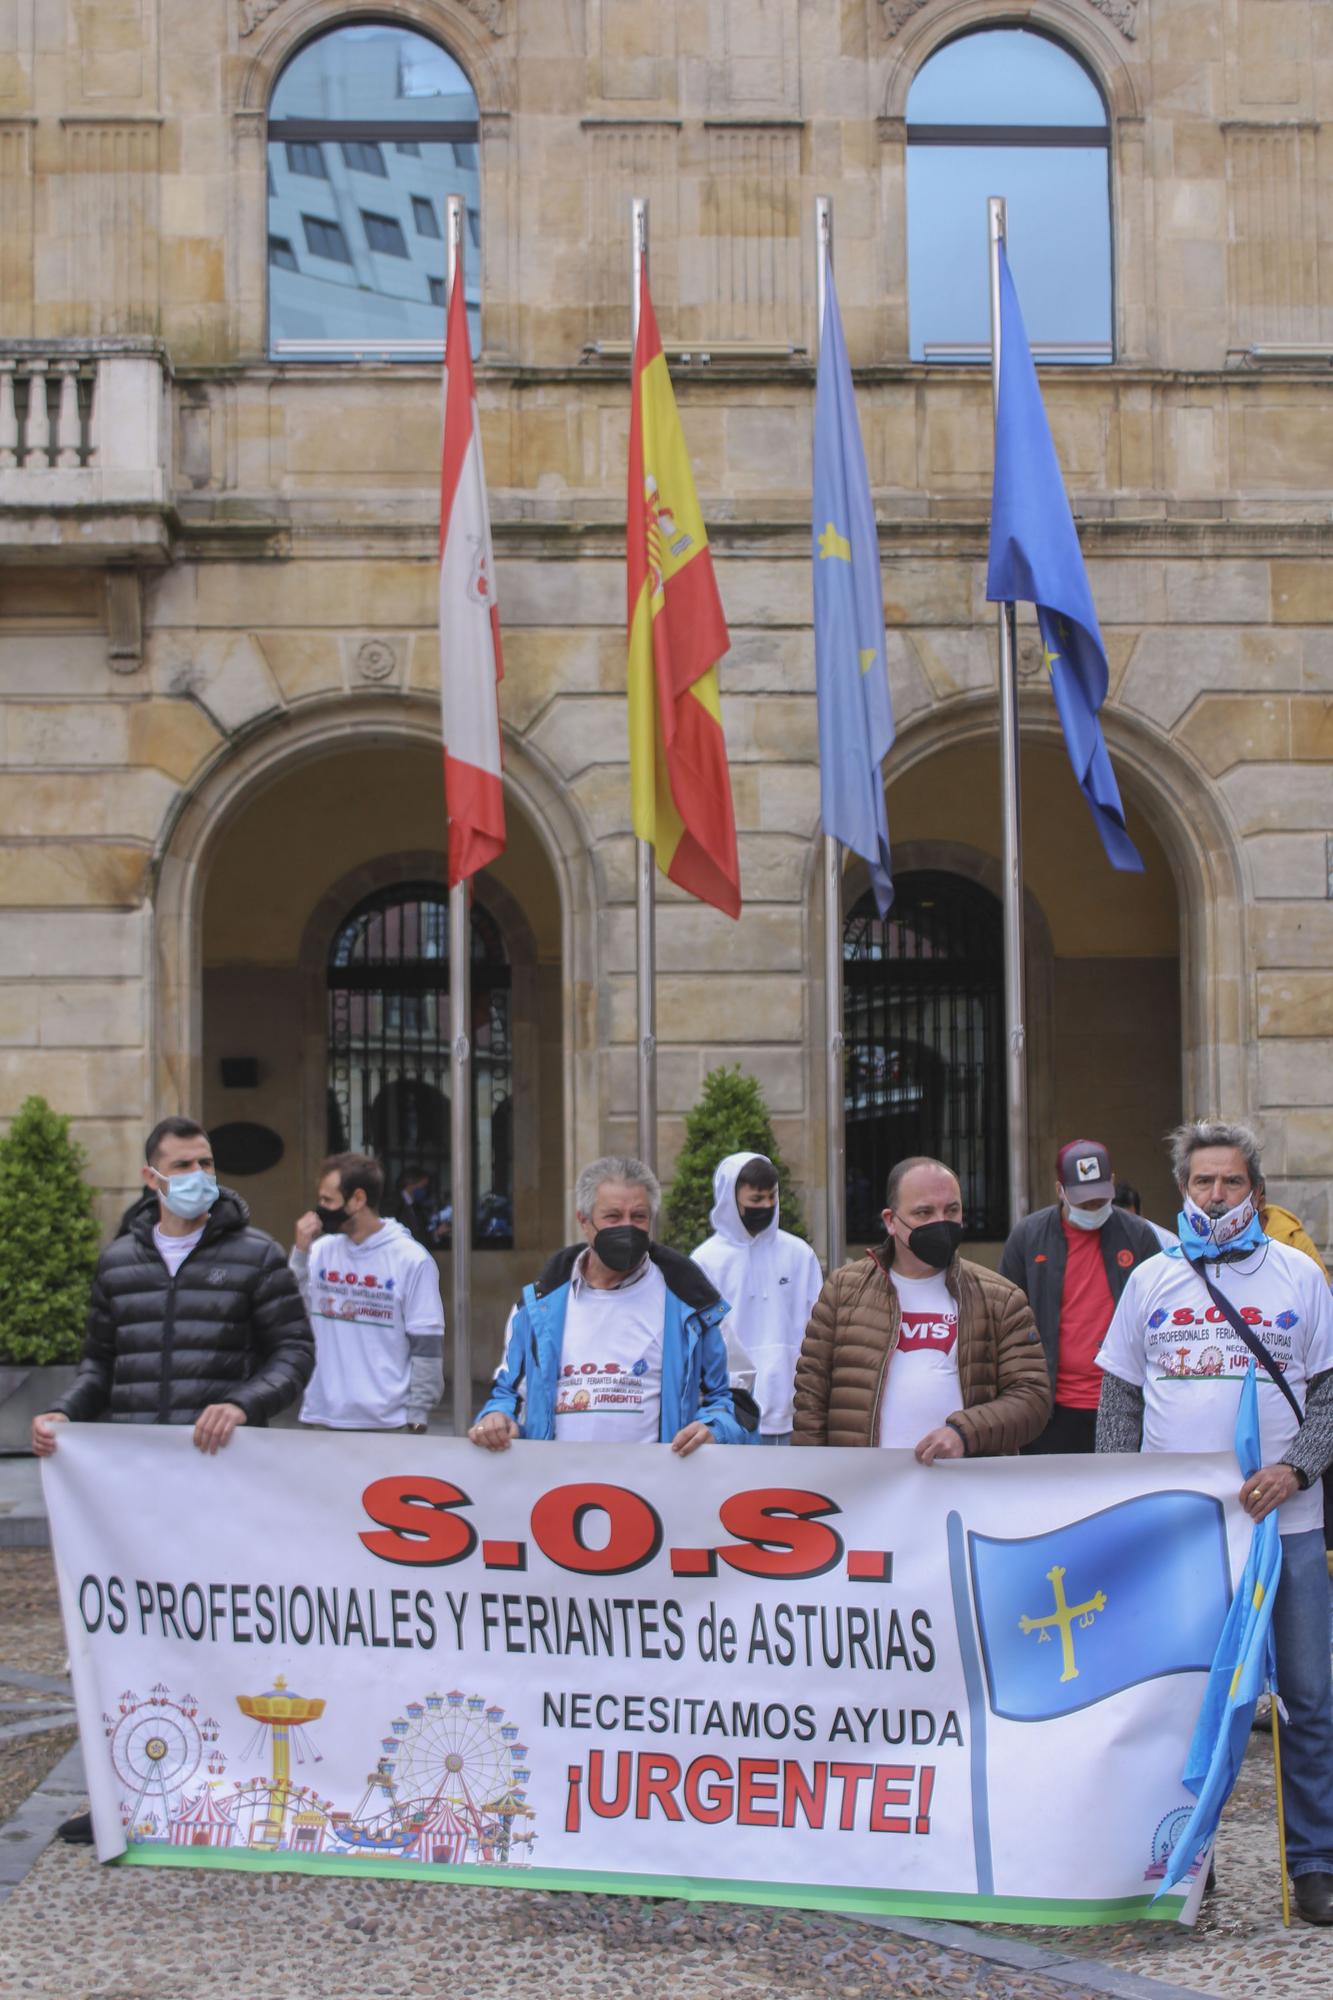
[985,244,1143,873]
[813,264,895,915]
[967,1490,1232,1723]
[1154,1362,1282,1896]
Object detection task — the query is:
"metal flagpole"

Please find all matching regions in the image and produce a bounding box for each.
[816,195,845,1272]
[631,195,657,1172]
[445,192,474,1437]
[987,196,1029,1229]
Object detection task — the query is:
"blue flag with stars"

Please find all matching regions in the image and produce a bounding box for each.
[986,244,1143,872]
[968,1490,1232,1723]
[813,264,894,914]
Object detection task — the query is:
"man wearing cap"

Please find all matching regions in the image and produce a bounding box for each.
[999,1139,1161,1454]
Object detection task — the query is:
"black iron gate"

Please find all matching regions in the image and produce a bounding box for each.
[843,870,1007,1243]
[327,882,513,1248]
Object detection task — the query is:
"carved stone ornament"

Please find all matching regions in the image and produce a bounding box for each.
[238,0,287,35]
[355,639,399,683]
[881,0,1137,39]
[240,0,507,35]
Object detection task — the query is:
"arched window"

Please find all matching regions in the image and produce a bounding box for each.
[268,22,481,360]
[843,871,1007,1242]
[906,28,1111,364]
[327,883,512,1248]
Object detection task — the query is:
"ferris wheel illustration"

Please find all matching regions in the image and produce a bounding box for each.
[334,1690,534,1863]
[106,1685,209,1836]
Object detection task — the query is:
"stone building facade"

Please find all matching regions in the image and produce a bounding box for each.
[1,0,1331,1350]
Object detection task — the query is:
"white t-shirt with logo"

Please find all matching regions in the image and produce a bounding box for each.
[878,1268,961,1450]
[293,1220,444,1430]
[1097,1241,1333,1535]
[553,1256,666,1443]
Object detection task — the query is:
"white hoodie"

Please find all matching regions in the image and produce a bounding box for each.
[290,1218,444,1430]
[691,1151,823,1434]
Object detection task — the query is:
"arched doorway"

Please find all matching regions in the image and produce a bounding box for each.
[186,725,568,1352]
[833,726,1189,1248]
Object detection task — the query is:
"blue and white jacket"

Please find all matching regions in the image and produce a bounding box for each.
[477,1242,752,1445]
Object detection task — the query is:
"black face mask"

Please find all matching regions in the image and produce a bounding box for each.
[904,1220,965,1270]
[740,1205,775,1236]
[592,1225,650,1274]
[317,1203,349,1233]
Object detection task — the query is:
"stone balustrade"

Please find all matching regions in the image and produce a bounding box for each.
[0,340,170,521]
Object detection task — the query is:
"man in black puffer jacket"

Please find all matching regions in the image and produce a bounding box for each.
[31,1114,313,1847]
[32,1115,313,1453]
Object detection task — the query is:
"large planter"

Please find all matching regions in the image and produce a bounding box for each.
[0,1365,79,1454]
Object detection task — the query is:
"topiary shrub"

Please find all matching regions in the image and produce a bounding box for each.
[0,1096,101,1366]
[662,1064,810,1253]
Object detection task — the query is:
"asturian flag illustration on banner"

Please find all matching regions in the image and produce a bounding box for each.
[813,259,895,916]
[985,242,1142,873]
[627,267,741,918]
[439,265,505,887]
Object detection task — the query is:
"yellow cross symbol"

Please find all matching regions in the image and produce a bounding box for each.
[1018,1565,1107,1684]
[818,521,851,562]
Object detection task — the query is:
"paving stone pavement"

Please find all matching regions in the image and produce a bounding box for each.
[0,1550,1328,2000]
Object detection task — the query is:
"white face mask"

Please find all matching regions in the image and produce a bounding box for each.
[1064,1198,1112,1232]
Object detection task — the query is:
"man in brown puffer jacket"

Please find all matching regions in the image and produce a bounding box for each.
[794,1156,1050,1458]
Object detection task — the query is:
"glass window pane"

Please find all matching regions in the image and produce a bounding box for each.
[341,140,387,177]
[271,22,475,124]
[362,209,409,257]
[268,234,297,272]
[907,27,1105,127]
[268,24,481,358]
[907,142,1111,359]
[270,136,479,354]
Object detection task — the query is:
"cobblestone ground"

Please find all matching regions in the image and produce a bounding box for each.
[0,1549,1328,2000]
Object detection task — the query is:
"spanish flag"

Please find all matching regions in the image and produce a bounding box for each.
[627,271,740,918]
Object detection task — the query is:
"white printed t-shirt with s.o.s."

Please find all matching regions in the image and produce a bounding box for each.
[553,1252,666,1443]
[877,1267,961,1450]
[1096,1239,1333,1535]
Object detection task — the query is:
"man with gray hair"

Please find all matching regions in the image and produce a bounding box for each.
[470,1154,750,1452]
[1097,1118,1333,1924]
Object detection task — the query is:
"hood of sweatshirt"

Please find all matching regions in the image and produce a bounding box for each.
[707,1151,779,1247]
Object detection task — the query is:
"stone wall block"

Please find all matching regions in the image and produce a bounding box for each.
[1176,694,1288,776]
[529,695,630,779]
[890,562,976,628]
[253,634,345,707]
[1120,627,1303,731]
[603,901,803,975]
[37,980,144,1048]
[1245,833,1330,901]
[125,698,224,784]
[1273,563,1333,625]
[68,1117,145,1189]
[498,559,621,629]
[1257,971,1333,1038]
[0,1047,145,1119]
[698,1043,805,1114]
[5,704,131,767]
[0,768,177,843]
[1258,1039,1333,1107]
[1251,903,1333,968]
[722,627,814,694]
[0,985,38,1046]
[0,844,149,907]
[1163,562,1270,624]
[1219,764,1332,835]
[148,632,283,738]
[0,907,145,978]
[609,973,804,1043]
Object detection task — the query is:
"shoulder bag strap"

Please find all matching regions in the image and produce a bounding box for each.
[1197,1267,1304,1425]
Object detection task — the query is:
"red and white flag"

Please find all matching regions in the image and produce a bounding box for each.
[439,272,505,887]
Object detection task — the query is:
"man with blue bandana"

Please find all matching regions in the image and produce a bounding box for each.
[1096,1117,1333,1925]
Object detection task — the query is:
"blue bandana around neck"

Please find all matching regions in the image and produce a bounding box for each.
[1176,1191,1267,1262]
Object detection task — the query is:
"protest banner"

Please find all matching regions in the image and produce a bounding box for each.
[45,1429,1246,1925]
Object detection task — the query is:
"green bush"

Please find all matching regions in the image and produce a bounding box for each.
[0,1096,101,1366]
[662,1065,810,1253]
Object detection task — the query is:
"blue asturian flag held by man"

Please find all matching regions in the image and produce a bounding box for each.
[813,262,895,914]
[986,244,1142,872]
